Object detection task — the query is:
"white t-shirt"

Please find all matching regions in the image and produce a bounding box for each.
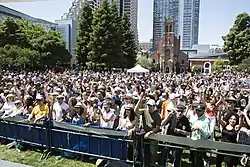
[53,102,69,121]
[100,109,115,129]
[1,102,15,115]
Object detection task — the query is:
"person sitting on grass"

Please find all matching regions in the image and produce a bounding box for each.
[28,94,49,124]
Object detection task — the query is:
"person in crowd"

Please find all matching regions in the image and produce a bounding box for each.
[0,94,16,116]
[237,102,250,146]
[117,104,139,133]
[190,104,211,167]
[139,97,161,165]
[159,104,191,167]
[52,95,69,122]
[100,101,116,129]
[28,94,49,123]
[216,112,239,167]
[161,93,179,125]
[8,100,24,118]
[222,97,238,129]
[23,95,34,116]
[72,102,85,125]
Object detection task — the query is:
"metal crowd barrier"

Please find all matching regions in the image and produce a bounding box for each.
[0,117,48,148]
[1,117,250,167]
[0,117,133,164]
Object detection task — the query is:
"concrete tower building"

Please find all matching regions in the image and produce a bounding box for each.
[119,0,139,49]
[152,0,200,49]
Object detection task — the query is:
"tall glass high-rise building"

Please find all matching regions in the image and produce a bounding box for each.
[152,0,200,49]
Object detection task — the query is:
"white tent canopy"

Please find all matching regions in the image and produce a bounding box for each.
[127,64,150,73]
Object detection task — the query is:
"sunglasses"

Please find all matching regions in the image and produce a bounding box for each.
[196,109,204,112]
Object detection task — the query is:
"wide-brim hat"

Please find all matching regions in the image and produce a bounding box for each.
[57,95,64,99]
[125,93,133,99]
[6,94,15,98]
[225,97,237,103]
[74,102,83,108]
[125,104,134,110]
[50,92,59,96]
[36,94,43,100]
[14,100,22,104]
[169,93,180,100]
[147,99,156,106]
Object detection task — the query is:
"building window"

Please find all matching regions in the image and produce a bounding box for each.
[181,60,184,64]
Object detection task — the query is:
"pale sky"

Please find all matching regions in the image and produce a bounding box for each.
[1,0,250,45]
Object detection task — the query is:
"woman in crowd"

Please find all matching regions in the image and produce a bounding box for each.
[100,101,116,129]
[0,94,16,117]
[216,112,239,167]
[117,104,139,133]
[72,102,85,125]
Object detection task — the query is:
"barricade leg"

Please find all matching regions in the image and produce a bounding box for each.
[158,144,169,166]
[40,119,52,160]
[192,151,204,167]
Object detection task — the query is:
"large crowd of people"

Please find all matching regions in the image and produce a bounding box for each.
[1,70,250,167]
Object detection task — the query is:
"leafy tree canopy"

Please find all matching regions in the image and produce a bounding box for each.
[75,3,93,66]
[137,56,153,69]
[223,13,250,65]
[121,13,137,68]
[0,18,70,69]
[212,58,226,72]
[236,57,250,72]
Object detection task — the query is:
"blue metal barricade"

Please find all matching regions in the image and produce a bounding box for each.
[50,122,129,161]
[0,118,131,162]
[0,117,48,148]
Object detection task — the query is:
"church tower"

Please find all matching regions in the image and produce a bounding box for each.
[163,17,175,73]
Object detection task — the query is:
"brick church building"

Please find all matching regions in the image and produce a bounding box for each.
[151,18,188,73]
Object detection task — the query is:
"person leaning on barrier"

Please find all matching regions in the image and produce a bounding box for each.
[189,104,211,167]
[100,101,116,129]
[27,94,49,124]
[158,104,191,167]
[137,94,161,166]
[117,104,139,135]
[0,94,16,116]
[71,102,85,125]
[3,100,24,118]
[216,112,239,167]
[52,94,69,122]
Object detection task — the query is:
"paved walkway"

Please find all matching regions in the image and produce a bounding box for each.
[0,160,32,167]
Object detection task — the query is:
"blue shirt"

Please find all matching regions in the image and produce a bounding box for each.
[72,114,85,125]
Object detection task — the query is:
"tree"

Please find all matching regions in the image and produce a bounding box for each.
[137,56,153,69]
[192,65,202,73]
[0,18,29,48]
[223,13,250,65]
[106,0,122,67]
[31,30,71,67]
[0,45,39,69]
[213,58,226,72]
[75,4,93,66]
[88,0,110,68]
[120,13,137,68]
[236,57,250,72]
[0,18,70,69]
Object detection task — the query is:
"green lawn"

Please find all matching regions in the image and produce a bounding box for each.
[0,144,96,167]
[0,144,240,167]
